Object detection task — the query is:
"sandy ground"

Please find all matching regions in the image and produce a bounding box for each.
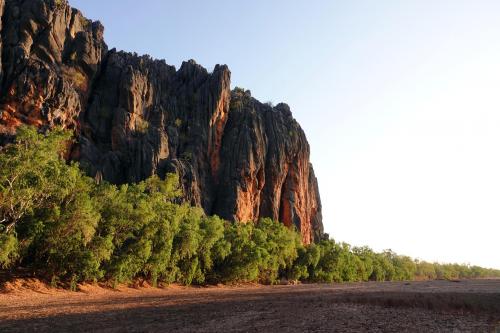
[0,279,499,332]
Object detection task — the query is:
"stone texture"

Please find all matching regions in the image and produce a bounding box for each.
[0,0,5,83]
[78,53,231,215]
[0,0,323,243]
[0,0,107,139]
[214,89,323,243]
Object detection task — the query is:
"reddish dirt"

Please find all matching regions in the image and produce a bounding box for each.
[0,279,499,332]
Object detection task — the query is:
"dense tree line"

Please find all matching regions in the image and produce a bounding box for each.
[1,127,499,287]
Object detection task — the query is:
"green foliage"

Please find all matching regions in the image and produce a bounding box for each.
[230,87,252,110]
[1,126,499,287]
[181,151,193,161]
[53,0,65,9]
[79,16,91,30]
[62,66,87,91]
[135,118,149,134]
[96,175,185,284]
[0,126,72,236]
[215,218,300,284]
[70,274,78,291]
[0,234,18,268]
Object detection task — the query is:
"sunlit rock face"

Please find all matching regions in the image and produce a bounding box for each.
[0,0,323,243]
[214,89,323,243]
[0,0,106,137]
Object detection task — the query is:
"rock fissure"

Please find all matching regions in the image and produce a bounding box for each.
[0,0,323,243]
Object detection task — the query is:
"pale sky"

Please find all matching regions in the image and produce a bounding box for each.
[70,0,500,269]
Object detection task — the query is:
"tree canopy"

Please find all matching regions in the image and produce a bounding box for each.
[1,126,499,286]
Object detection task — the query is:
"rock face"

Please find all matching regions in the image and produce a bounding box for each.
[0,0,106,138]
[214,89,323,243]
[0,0,323,243]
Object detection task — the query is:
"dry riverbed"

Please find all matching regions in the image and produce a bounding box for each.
[1,279,499,332]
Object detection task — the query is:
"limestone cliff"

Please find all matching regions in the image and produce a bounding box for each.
[0,0,323,243]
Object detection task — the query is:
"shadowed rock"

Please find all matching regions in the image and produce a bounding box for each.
[0,0,323,243]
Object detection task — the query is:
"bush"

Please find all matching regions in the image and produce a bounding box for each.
[1,126,499,286]
[135,118,149,134]
[0,234,18,268]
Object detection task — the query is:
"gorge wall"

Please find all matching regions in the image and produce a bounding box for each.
[0,0,323,243]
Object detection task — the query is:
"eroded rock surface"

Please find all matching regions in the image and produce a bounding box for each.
[0,0,323,243]
[0,0,106,138]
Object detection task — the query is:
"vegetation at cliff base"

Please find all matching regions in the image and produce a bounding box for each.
[1,127,499,287]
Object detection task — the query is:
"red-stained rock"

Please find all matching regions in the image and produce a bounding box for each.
[0,0,324,243]
[215,90,323,243]
[0,0,106,139]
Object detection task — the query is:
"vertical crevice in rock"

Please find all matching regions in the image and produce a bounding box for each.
[0,0,107,138]
[0,0,324,243]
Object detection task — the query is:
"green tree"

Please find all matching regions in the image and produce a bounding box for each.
[0,126,71,236]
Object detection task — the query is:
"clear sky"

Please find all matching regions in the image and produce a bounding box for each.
[69,0,500,269]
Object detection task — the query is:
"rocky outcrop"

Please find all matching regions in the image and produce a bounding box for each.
[78,52,231,214]
[214,89,323,243]
[0,0,323,243]
[0,0,106,139]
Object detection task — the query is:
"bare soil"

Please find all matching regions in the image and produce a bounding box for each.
[0,279,499,332]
